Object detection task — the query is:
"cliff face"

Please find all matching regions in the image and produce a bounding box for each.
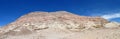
[1,11,120,39]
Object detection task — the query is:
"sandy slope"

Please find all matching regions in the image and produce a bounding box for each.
[1,28,120,39]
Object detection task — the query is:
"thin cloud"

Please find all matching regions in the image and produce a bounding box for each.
[101,13,120,20]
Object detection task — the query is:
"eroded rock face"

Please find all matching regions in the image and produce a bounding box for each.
[1,11,120,39]
[6,11,108,32]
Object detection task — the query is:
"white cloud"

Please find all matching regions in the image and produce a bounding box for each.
[101,13,120,20]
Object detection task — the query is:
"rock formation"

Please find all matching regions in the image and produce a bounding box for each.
[0,11,120,39]
[104,22,120,28]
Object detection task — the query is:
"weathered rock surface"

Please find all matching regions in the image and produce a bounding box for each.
[104,22,120,28]
[0,11,120,39]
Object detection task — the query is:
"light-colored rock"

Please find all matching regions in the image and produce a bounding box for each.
[104,22,120,28]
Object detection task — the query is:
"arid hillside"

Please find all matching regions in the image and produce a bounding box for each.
[0,11,120,39]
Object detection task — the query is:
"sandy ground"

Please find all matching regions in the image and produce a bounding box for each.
[1,28,120,39]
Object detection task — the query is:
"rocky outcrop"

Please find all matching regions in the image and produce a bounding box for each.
[104,22,120,28]
[1,11,120,39]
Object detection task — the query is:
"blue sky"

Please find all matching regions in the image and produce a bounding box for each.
[0,0,120,26]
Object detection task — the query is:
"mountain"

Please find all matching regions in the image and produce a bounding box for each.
[0,11,120,39]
